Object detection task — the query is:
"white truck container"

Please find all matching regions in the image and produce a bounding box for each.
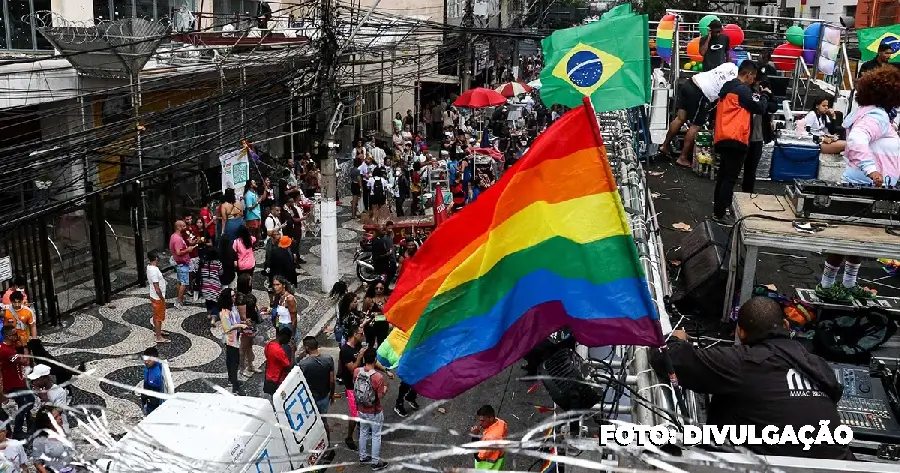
[96,367,328,473]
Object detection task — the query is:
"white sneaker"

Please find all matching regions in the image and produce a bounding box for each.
[173,301,184,310]
[192,293,200,303]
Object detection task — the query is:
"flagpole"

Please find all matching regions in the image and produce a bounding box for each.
[583,96,691,427]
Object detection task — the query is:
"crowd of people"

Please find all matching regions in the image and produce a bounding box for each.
[659,20,900,305]
[0,279,79,471]
[350,90,559,224]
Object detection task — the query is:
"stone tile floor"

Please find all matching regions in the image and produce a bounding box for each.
[40,204,365,435]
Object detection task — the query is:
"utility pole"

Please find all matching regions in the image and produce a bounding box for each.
[319,0,341,293]
[461,0,475,92]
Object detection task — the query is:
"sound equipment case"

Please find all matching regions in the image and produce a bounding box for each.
[787,184,900,226]
[671,219,732,320]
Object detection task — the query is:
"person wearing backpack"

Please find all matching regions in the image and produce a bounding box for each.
[339,324,394,455]
[367,167,388,220]
[353,347,390,471]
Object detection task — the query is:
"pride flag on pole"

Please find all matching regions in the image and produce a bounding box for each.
[384,99,664,399]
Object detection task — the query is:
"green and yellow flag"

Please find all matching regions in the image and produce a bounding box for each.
[539,4,650,111]
[858,25,900,64]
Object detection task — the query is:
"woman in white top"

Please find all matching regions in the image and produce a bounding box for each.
[804,97,846,154]
[272,276,298,355]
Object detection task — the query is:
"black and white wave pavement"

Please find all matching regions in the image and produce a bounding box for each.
[42,206,364,434]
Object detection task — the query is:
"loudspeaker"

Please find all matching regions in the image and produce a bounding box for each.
[540,348,601,412]
[671,219,731,319]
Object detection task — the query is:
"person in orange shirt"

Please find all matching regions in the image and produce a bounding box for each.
[3,291,35,353]
[1,277,28,306]
[470,404,508,470]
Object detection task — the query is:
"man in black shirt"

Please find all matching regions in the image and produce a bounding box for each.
[371,225,396,284]
[650,297,853,460]
[701,21,730,71]
[858,42,900,78]
[339,323,392,450]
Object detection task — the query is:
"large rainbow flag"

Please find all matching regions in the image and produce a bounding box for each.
[384,99,663,399]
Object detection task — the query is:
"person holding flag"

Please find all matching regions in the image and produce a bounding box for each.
[376,327,420,418]
[856,24,900,78]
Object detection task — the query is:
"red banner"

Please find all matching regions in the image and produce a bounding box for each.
[433,184,449,227]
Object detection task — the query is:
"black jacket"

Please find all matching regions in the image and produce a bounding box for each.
[650,330,854,460]
[714,79,771,147]
[857,59,900,78]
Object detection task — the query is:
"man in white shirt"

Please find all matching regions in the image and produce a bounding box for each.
[659,62,738,168]
[358,158,373,212]
[28,364,70,433]
[0,418,28,473]
[146,250,169,344]
[265,206,284,240]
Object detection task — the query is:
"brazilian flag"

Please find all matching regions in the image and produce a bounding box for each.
[539,4,650,112]
[858,25,900,63]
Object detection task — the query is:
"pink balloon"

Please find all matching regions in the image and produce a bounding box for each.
[773,43,802,71]
[722,24,744,46]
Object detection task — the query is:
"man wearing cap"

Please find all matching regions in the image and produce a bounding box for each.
[28,364,69,433]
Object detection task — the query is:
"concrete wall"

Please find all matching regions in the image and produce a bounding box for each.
[38,99,92,202]
[350,0,454,137]
[50,0,94,22]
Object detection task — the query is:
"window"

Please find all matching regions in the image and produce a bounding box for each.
[95,0,172,21]
[447,0,463,20]
[2,0,52,50]
[809,6,820,18]
[213,0,253,29]
[843,5,856,18]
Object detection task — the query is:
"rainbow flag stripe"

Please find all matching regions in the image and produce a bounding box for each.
[376,327,412,370]
[385,102,663,399]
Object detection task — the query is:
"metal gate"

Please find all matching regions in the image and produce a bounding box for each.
[0,218,57,326]
[0,184,142,326]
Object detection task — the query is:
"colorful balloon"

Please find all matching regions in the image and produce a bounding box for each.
[656,14,676,62]
[804,23,823,51]
[686,36,703,62]
[698,14,719,37]
[773,43,803,71]
[802,49,816,64]
[786,25,804,47]
[722,24,744,47]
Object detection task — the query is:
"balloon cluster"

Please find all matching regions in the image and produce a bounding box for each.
[684,14,744,67]
[773,23,822,71]
[684,60,703,71]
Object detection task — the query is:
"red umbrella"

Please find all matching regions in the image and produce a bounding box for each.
[494,81,533,97]
[453,88,507,108]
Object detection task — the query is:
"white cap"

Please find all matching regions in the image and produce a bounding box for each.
[28,363,51,380]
